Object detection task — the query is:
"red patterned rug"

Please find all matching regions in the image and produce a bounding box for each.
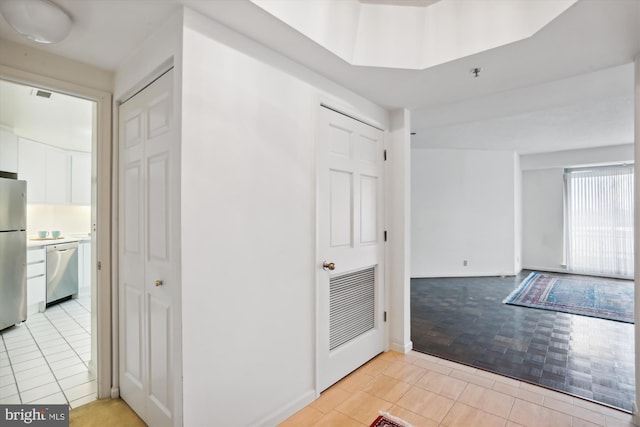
[369,413,414,427]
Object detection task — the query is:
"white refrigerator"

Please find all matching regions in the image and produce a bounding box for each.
[0,175,27,331]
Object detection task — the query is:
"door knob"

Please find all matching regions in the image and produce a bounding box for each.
[322,262,335,271]
[155,280,163,286]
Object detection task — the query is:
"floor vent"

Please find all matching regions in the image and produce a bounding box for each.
[330,267,375,351]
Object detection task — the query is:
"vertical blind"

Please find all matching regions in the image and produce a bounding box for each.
[564,164,634,278]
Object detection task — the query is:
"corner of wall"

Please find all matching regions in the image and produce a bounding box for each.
[114,7,184,100]
[390,340,413,354]
[387,108,412,354]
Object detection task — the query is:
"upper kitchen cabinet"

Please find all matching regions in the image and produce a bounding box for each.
[70,151,91,205]
[18,138,47,202]
[0,129,19,173]
[45,145,71,204]
[18,137,91,205]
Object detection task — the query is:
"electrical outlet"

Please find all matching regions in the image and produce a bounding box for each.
[463,260,468,266]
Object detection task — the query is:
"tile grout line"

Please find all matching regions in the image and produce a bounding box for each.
[47,299,95,405]
[21,317,63,404]
[45,301,91,369]
[13,300,93,406]
[58,299,91,334]
[0,330,23,403]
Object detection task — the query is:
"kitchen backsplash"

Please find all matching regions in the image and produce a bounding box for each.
[27,204,91,237]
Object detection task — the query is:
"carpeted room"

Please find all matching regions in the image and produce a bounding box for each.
[410,64,636,413]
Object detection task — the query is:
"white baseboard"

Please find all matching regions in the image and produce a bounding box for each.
[390,340,413,354]
[522,266,567,274]
[110,387,120,399]
[523,266,633,280]
[412,272,516,278]
[254,389,316,427]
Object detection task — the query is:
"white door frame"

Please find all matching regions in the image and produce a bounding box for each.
[0,64,113,399]
[314,99,389,395]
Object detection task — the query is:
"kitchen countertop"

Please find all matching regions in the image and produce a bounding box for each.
[27,235,92,248]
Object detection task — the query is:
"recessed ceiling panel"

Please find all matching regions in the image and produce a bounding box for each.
[250,0,577,70]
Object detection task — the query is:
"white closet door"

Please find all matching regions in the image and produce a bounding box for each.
[119,69,181,427]
[317,106,385,391]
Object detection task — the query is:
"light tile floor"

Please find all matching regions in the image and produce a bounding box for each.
[279,351,637,427]
[0,292,96,408]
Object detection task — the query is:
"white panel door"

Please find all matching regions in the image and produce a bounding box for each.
[119,69,181,427]
[317,106,385,391]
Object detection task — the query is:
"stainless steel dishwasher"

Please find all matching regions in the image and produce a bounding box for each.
[46,241,79,305]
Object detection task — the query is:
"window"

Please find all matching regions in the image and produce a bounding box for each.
[564,164,634,278]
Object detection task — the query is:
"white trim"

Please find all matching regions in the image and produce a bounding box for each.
[320,103,384,131]
[117,57,174,105]
[0,64,113,400]
[317,95,386,132]
[252,390,316,427]
[522,266,633,281]
[521,266,567,274]
[411,273,518,279]
[390,340,413,354]
[111,387,120,399]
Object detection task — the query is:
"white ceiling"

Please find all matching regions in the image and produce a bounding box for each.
[0,78,94,152]
[0,0,638,154]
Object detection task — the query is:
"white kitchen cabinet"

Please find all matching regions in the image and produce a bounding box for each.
[45,146,71,204]
[0,129,18,173]
[26,247,46,315]
[17,137,90,205]
[18,138,47,202]
[71,151,91,205]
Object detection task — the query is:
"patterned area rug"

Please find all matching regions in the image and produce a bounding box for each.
[369,413,414,427]
[503,272,634,323]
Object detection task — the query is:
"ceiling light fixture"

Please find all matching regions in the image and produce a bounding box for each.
[0,0,72,44]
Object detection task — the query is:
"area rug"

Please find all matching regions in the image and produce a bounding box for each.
[503,272,634,323]
[369,412,414,427]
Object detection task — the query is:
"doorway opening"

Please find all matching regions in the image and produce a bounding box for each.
[0,78,98,407]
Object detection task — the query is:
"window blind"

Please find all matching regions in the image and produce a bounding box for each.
[564,164,634,278]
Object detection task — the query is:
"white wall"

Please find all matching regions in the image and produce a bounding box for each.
[521,168,565,271]
[521,144,634,272]
[178,8,392,427]
[387,109,412,353]
[521,143,633,170]
[114,6,411,425]
[27,205,91,236]
[411,148,520,277]
[514,155,522,272]
[633,52,639,416]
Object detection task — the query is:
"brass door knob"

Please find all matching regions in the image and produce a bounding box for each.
[155,280,163,286]
[322,262,335,271]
